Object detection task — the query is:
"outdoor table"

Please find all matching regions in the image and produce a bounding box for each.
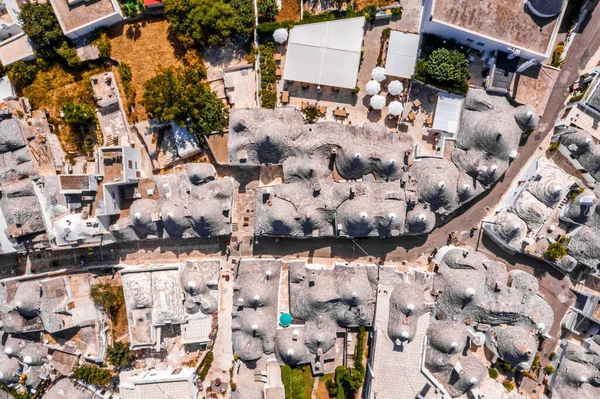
[281,91,289,104]
[426,115,433,125]
[408,111,416,121]
[413,99,422,107]
[275,54,282,62]
[319,106,327,115]
[276,67,282,77]
[334,108,347,117]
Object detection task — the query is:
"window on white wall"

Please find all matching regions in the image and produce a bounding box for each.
[476,42,485,46]
[466,38,474,43]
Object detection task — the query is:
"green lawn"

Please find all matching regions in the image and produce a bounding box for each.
[282,365,314,399]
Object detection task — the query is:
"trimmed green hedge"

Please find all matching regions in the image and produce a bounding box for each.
[198,351,214,380]
[282,365,292,399]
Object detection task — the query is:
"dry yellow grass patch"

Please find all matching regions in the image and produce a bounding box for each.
[23,64,108,153]
[107,17,187,119]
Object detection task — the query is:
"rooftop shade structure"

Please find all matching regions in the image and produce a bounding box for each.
[432,92,464,134]
[283,17,366,89]
[385,31,420,79]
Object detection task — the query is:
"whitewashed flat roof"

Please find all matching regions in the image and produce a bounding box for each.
[283,17,365,89]
[384,31,420,79]
[432,92,464,134]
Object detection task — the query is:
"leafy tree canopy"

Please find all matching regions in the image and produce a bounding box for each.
[106,342,134,368]
[72,365,112,386]
[425,48,470,85]
[8,61,38,89]
[61,101,95,125]
[90,284,124,316]
[164,0,253,47]
[19,3,64,54]
[56,42,81,68]
[142,66,228,136]
[258,0,279,22]
[545,242,567,261]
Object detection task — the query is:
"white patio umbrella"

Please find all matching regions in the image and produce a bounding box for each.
[273,28,289,44]
[371,66,386,82]
[370,95,386,110]
[388,100,403,116]
[365,80,381,95]
[388,80,404,96]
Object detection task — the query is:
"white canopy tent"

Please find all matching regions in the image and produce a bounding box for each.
[366,80,381,95]
[371,67,386,82]
[283,17,366,89]
[432,92,464,134]
[388,101,403,116]
[370,95,386,110]
[385,31,420,79]
[387,80,404,96]
[273,28,289,44]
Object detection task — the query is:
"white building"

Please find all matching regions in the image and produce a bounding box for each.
[49,0,123,40]
[421,0,566,61]
[283,17,365,89]
[119,368,199,399]
[0,0,35,65]
[97,146,142,217]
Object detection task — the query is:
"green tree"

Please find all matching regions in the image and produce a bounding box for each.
[257,0,279,21]
[120,63,133,83]
[7,61,38,89]
[142,66,228,136]
[228,0,255,37]
[545,365,555,375]
[19,3,64,55]
[90,284,124,320]
[56,42,82,68]
[106,342,134,368]
[72,365,112,386]
[488,368,498,379]
[165,0,240,47]
[425,48,469,85]
[303,103,321,124]
[545,242,567,261]
[61,101,95,124]
[95,32,112,59]
[503,380,515,392]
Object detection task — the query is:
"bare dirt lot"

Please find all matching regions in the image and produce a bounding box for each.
[277,0,301,21]
[108,17,187,119]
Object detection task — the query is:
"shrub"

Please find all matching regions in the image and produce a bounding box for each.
[260,90,276,109]
[7,61,38,89]
[230,381,237,391]
[326,378,338,396]
[548,141,560,153]
[72,365,112,386]
[568,187,585,200]
[61,101,95,125]
[95,32,112,59]
[382,28,391,39]
[198,351,214,380]
[19,3,65,57]
[503,380,515,392]
[353,85,360,95]
[551,44,565,68]
[56,42,81,68]
[488,368,498,379]
[549,352,557,361]
[120,63,132,83]
[545,242,567,261]
[546,365,555,375]
[106,342,134,368]
[391,6,403,15]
